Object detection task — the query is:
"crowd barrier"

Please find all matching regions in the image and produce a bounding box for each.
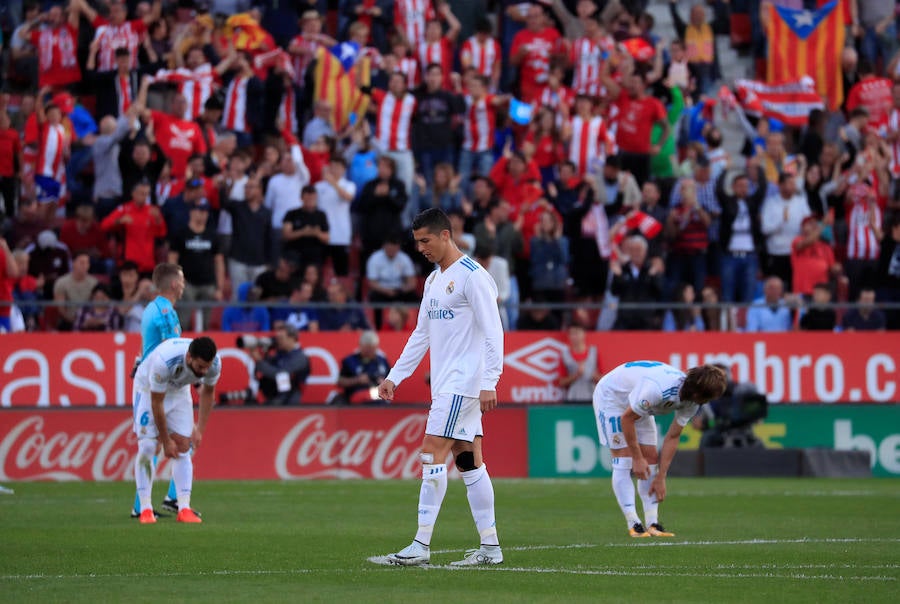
[1,332,898,406]
[1,404,897,480]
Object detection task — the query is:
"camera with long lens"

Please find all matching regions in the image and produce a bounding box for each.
[236,334,274,350]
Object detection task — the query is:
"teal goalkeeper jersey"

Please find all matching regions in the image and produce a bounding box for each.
[139,295,182,361]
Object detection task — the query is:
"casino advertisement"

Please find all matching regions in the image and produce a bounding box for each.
[0,332,897,406]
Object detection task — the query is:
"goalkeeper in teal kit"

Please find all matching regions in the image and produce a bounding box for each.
[130,263,187,518]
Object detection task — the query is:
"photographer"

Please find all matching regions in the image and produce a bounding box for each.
[692,365,768,448]
[246,324,310,406]
[332,330,391,405]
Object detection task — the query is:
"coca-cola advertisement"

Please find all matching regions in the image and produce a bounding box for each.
[0,332,897,406]
[0,408,529,481]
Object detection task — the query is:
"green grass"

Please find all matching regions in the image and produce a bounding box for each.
[1,478,898,603]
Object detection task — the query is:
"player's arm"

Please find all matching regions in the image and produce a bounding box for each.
[193,383,215,449]
[620,407,648,478]
[466,271,504,412]
[650,420,685,502]
[380,290,431,400]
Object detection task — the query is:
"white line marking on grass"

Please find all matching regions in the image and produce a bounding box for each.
[0,569,316,581]
[423,566,897,582]
[431,543,597,555]
[607,538,900,547]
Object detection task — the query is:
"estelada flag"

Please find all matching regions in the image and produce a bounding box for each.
[766,0,845,111]
[311,43,370,131]
[225,13,274,52]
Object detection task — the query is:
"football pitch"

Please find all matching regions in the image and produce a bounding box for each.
[1,478,898,603]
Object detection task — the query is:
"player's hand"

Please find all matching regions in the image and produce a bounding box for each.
[161,437,179,459]
[649,474,667,502]
[479,390,497,413]
[631,457,650,480]
[191,425,203,450]
[378,379,396,401]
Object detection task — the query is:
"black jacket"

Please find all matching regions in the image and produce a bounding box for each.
[717,166,767,252]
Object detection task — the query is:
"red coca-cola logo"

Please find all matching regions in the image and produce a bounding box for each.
[275,413,430,479]
[0,416,139,481]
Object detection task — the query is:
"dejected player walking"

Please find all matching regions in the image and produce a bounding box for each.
[378,208,505,567]
[593,361,727,537]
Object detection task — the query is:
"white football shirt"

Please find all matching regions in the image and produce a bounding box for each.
[387,255,503,398]
[596,361,698,427]
[135,337,222,395]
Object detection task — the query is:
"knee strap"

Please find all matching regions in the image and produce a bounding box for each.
[455,451,476,472]
[612,457,632,471]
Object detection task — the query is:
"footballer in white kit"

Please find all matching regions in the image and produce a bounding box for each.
[593,361,726,537]
[377,208,504,567]
[132,337,221,524]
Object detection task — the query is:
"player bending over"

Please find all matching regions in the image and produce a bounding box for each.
[132,337,221,524]
[593,361,726,537]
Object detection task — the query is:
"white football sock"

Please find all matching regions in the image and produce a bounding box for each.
[414,463,447,546]
[611,457,641,527]
[134,439,157,512]
[172,451,193,511]
[461,464,499,546]
[638,464,659,527]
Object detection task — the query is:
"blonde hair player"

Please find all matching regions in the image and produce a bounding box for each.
[593,361,727,537]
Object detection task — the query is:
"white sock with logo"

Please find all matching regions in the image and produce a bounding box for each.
[638,464,660,527]
[414,463,447,546]
[461,464,499,546]
[611,457,641,527]
[134,438,157,511]
[172,451,193,511]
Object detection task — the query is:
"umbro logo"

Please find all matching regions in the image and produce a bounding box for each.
[504,338,569,382]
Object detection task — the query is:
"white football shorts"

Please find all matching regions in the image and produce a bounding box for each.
[593,389,658,450]
[132,386,194,439]
[425,393,483,442]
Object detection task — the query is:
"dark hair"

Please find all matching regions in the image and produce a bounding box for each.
[425,62,443,74]
[188,336,218,362]
[411,208,452,234]
[475,17,493,34]
[301,185,317,196]
[120,260,139,273]
[114,46,130,57]
[680,365,728,403]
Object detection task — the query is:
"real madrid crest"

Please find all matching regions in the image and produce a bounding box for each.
[446,281,454,294]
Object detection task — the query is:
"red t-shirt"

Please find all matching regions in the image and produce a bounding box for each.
[150,111,208,179]
[526,131,564,169]
[59,218,110,259]
[0,129,21,177]
[31,24,81,88]
[845,76,893,129]
[614,90,668,154]
[99,201,167,273]
[791,238,836,296]
[510,27,562,102]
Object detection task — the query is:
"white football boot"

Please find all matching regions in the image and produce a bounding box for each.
[386,540,430,566]
[449,545,503,566]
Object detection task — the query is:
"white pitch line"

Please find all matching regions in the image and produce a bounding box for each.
[607,537,900,548]
[0,569,316,581]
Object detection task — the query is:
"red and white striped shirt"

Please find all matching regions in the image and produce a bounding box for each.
[391,56,419,88]
[418,37,454,87]
[31,25,81,88]
[92,17,146,71]
[460,36,500,78]
[154,64,217,120]
[395,0,435,48]
[568,115,612,175]
[288,34,324,85]
[37,122,69,184]
[374,91,417,152]
[888,108,900,177]
[463,94,496,152]
[570,36,614,97]
[222,76,251,133]
[538,85,575,114]
[845,184,882,260]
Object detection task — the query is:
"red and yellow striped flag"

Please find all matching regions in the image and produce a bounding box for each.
[311,46,369,131]
[766,1,845,111]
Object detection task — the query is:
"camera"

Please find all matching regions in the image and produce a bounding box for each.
[236,334,273,350]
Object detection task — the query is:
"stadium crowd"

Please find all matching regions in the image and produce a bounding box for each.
[1,0,900,335]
